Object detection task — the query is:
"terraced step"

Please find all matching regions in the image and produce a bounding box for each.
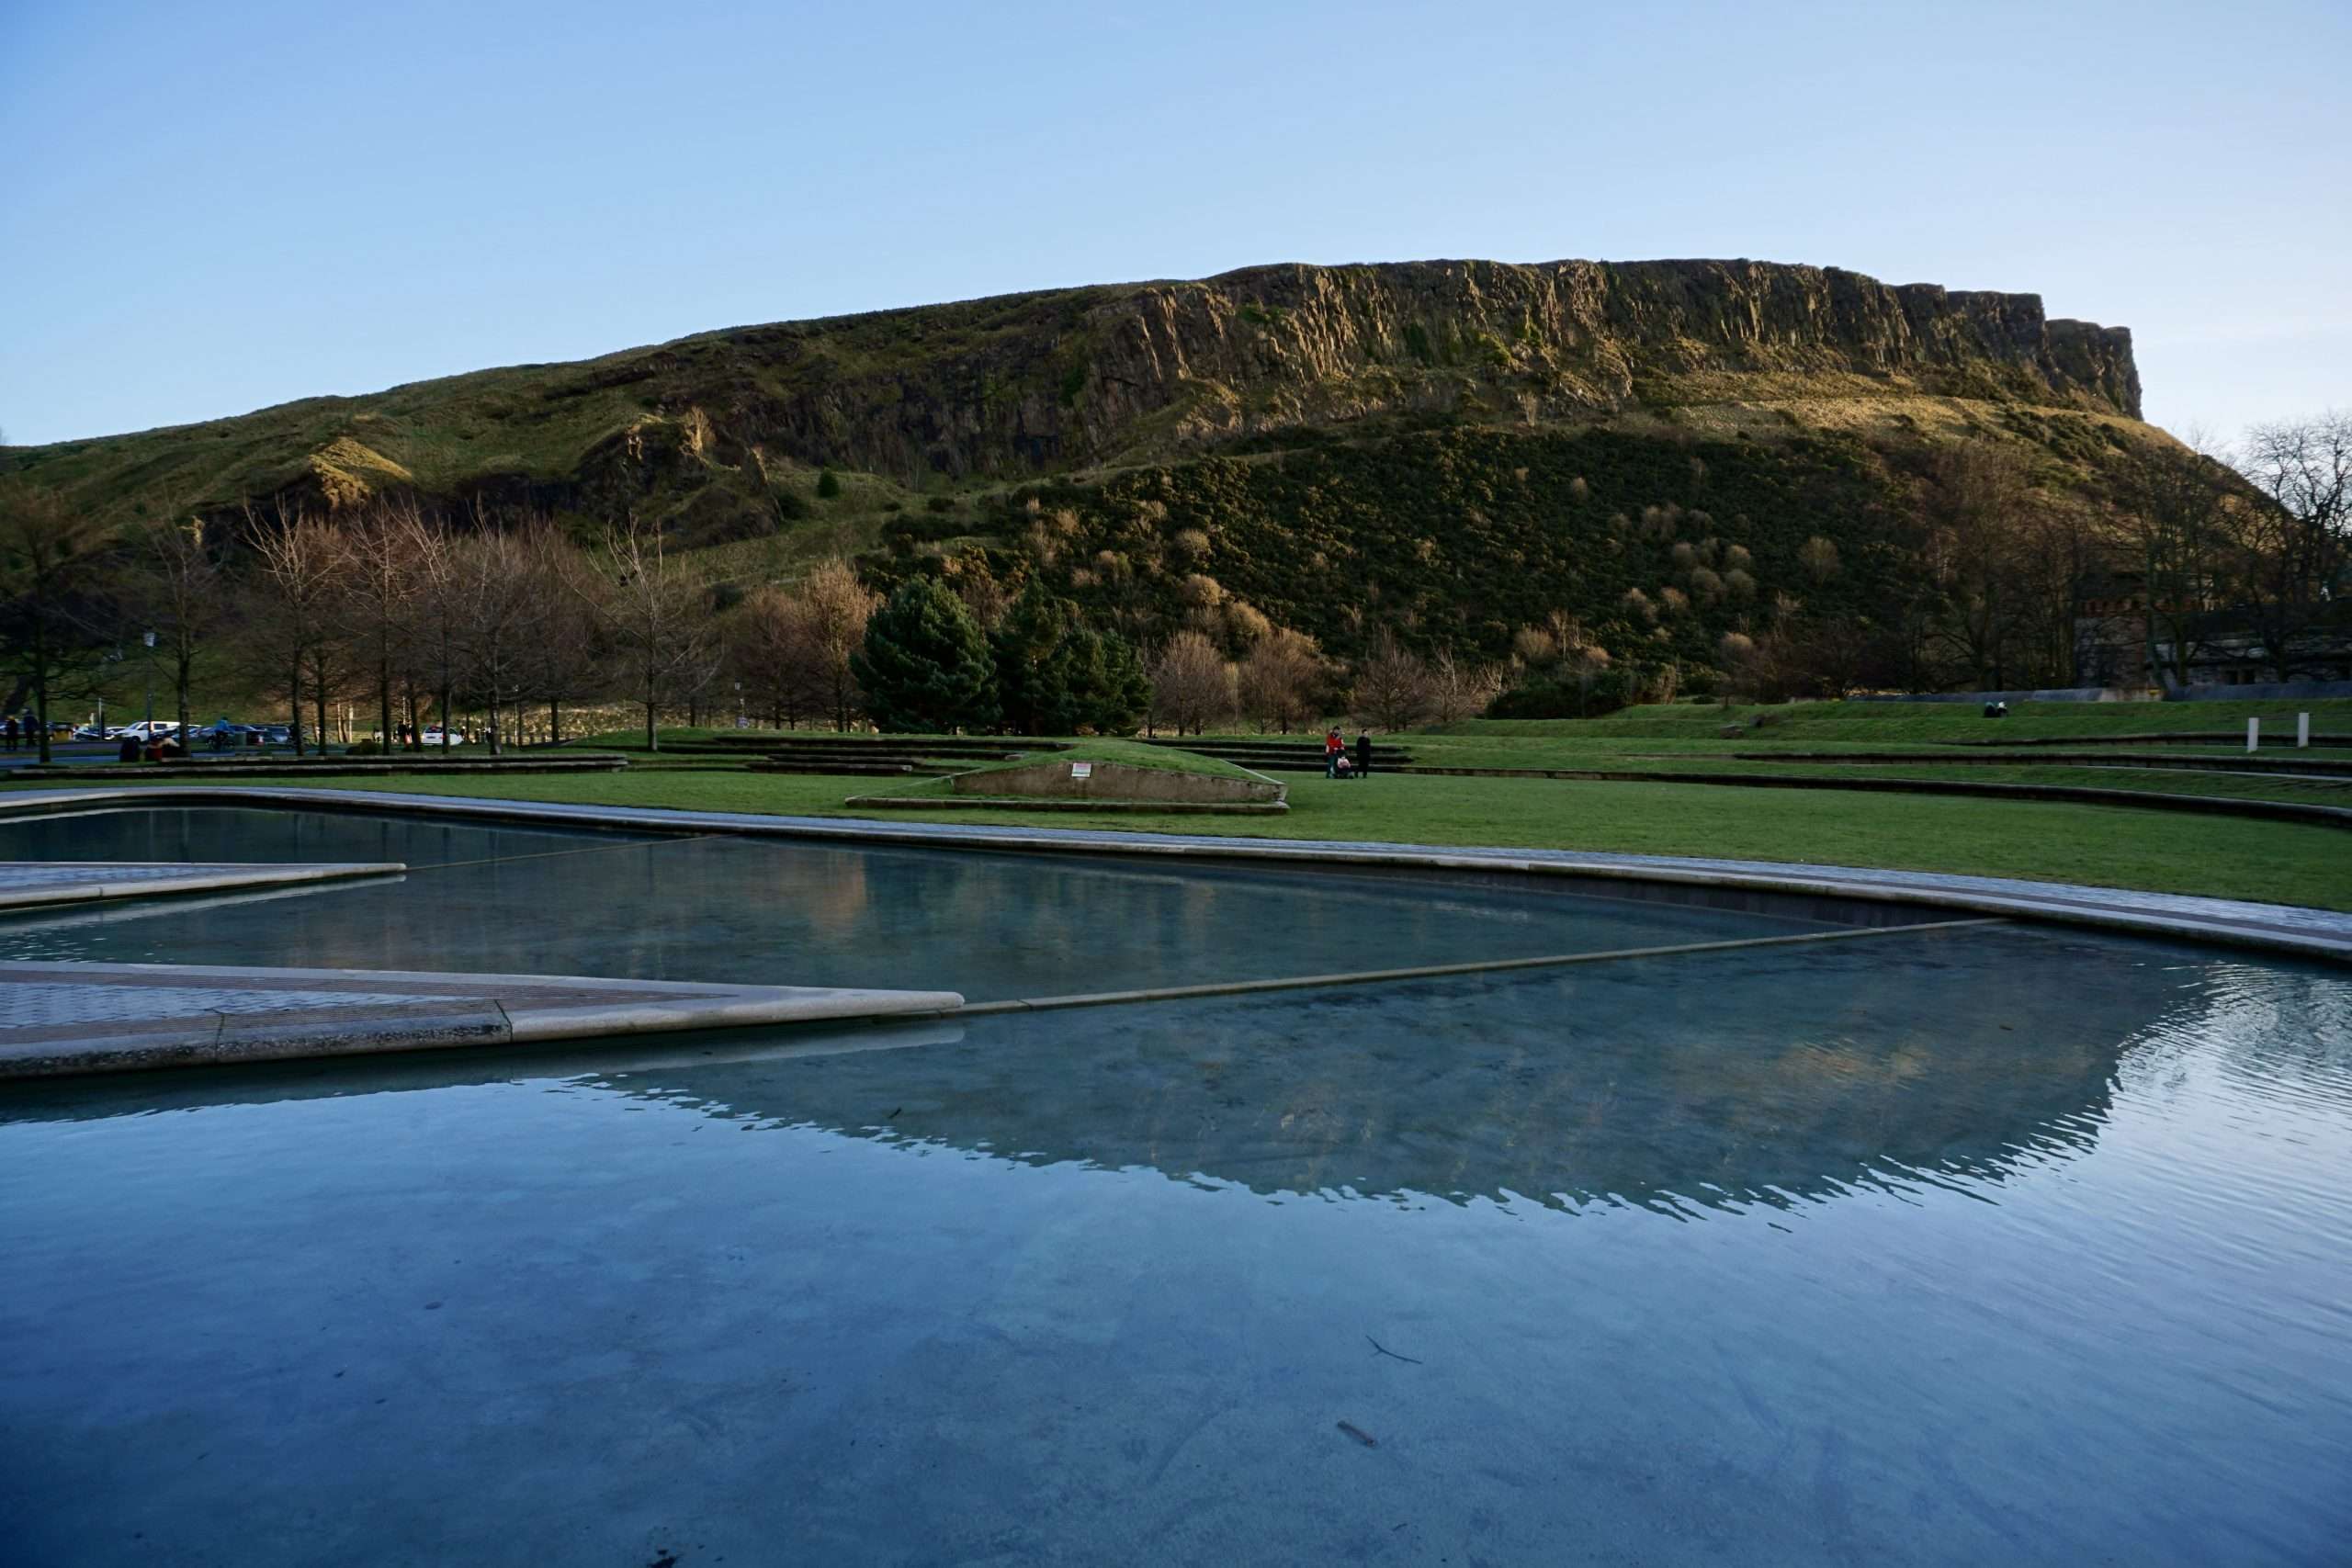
[746,761,955,776]
[682,734,1069,755]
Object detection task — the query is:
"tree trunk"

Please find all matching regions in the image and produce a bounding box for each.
[30,621,51,764]
[290,660,306,757]
[643,698,658,753]
[549,698,562,746]
[378,651,393,754]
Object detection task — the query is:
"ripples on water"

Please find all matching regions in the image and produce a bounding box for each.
[0,821,2347,1565]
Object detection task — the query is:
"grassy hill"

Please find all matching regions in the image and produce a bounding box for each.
[1,256,2177,667]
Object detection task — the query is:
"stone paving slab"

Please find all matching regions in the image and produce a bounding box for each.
[1,785,2346,964]
[0,860,404,910]
[0,960,963,1078]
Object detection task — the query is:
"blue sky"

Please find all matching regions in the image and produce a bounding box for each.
[3,0,2344,447]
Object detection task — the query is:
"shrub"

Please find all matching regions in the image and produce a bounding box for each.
[1485,666,1637,720]
[815,468,842,500]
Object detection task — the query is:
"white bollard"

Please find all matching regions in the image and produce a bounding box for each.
[2300,712,2311,749]
[2247,717,2259,753]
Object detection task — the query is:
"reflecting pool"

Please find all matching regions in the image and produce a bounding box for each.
[0,807,1845,997]
[1,811,2347,1565]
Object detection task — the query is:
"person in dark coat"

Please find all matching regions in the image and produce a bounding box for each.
[117,733,141,763]
[3,716,17,752]
[1353,732,1373,779]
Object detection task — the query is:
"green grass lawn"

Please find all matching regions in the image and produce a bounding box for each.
[25,763,2346,911]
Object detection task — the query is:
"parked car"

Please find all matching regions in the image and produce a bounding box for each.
[418,728,466,747]
[112,721,183,743]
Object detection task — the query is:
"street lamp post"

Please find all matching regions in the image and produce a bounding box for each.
[142,629,157,735]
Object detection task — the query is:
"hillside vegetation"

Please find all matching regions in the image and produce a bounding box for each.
[4,255,2225,725]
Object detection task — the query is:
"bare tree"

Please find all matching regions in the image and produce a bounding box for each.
[1919,441,2034,690]
[799,558,878,732]
[515,523,597,743]
[243,502,345,755]
[1147,629,1233,736]
[1237,626,1327,733]
[390,504,462,749]
[2234,412,2351,680]
[1427,649,1504,724]
[729,584,820,728]
[2113,435,2236,689]
[129,513,228,742]
[342,500,423,747]
[450,528,547,754]
[1349,634,1434,731]
[582,514,718,751]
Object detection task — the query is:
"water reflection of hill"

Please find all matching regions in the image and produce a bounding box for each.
[616,931,2182,1215]
[6,930,2301,1219]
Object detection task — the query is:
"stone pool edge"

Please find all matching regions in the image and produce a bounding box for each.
[0,784,2345,966]
[0,860,407,910]
[0,960,965,1079]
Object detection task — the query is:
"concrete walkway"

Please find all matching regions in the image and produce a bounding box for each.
[0,960,962,1078]
[0,784,2344,964]
[0,859,403,910]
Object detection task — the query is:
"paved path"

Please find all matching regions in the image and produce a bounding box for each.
[0,859,404,910]
[0,960,962,1078]
[0,785,2343,964]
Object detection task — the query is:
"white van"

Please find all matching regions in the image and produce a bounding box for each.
[111,721,183,742]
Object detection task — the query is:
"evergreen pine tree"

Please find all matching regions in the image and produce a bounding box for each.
[989,578,1078,736]
[1085,629,1152,734]
[850,577,997,732]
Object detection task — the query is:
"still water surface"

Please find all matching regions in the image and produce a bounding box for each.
[0,811,2346,1564]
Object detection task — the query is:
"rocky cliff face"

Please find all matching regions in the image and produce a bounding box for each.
[2,257,2143,532]
[638,258,2139,482]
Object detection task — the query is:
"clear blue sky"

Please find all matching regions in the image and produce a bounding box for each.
[4,0,2344,448]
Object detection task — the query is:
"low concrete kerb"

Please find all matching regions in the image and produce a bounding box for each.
[0,784,2345,966]
[0,861,406,910]
[0,959,963,1078]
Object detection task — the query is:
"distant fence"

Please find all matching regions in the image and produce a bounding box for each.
[1849,682,2352,705]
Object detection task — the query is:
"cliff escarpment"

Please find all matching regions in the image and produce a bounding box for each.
[589,257,2139,483]
[3,257,2142,536]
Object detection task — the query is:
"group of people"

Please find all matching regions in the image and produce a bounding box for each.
[0,713,34,753]
[1322,728,1374,780]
